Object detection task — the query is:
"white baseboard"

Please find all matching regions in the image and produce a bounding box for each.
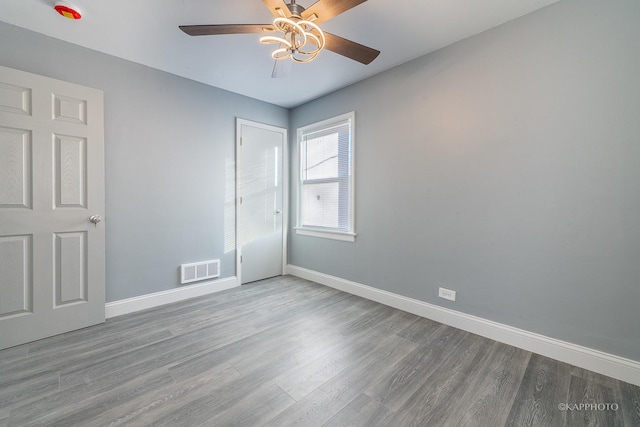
[286,265,640,387]
[105,276,239,319]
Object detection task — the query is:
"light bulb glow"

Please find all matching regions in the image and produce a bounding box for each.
[259,16,325,62]
[272,47,292,60]
[260,35,292,49]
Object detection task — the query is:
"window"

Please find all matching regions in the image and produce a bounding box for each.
[296,112,355,242]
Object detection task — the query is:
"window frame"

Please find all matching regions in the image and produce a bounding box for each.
[295,111,356,242]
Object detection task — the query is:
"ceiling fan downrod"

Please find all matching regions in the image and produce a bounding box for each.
[286,0,306,18]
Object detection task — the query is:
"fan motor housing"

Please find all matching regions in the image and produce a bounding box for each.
[287,3,306,18]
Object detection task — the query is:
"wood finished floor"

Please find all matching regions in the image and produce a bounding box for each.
[1,276,638,427]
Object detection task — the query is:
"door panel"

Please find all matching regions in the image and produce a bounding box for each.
[0,81,31,115]
[0,235,32,317]
[0,66,104,350]
[238,120,286,284]
[54,134,87,208]
[0,126,31,208]
[54,231,87,305]
[53,94,87,124]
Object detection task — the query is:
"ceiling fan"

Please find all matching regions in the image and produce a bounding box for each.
[179,0,380,76]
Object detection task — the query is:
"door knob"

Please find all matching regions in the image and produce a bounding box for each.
[275,209,282,214]
[89,215,102,227]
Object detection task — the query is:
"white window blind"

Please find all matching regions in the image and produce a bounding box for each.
[297,112,355,241]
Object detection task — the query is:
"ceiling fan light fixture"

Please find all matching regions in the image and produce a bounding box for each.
[272,47,293,60]
[179,0,381,70]
[260,35,293,48]
[260,16,325,63]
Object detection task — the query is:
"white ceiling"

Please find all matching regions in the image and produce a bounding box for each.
[1,0,559,108]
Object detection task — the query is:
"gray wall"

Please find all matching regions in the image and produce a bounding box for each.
[0,22,288,302]
[289,0,640,362]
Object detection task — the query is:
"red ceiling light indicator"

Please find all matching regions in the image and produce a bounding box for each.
[54,2,82,20]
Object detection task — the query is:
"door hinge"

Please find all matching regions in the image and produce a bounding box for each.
[240,137,243,146]
[240,255,243,263]
[239,197,243,205]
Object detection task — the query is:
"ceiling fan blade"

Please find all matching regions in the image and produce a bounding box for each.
[323,32,379,65]
[179,24,273,36]
[262,0,291,18]
[302,0,368,24]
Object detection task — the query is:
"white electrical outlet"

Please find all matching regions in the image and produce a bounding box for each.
[438,287,456,302]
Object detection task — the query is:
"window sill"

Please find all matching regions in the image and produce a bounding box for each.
[295,227,356,242]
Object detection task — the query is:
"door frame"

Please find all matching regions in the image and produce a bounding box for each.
[235,118,288,285]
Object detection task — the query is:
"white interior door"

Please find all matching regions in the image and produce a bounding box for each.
[237,119,286,285]
[0,66,105,350]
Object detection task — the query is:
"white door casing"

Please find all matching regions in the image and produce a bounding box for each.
[236,119,287,285]
[0,66,105,350]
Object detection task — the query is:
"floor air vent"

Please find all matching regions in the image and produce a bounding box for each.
[180,259,220,284]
